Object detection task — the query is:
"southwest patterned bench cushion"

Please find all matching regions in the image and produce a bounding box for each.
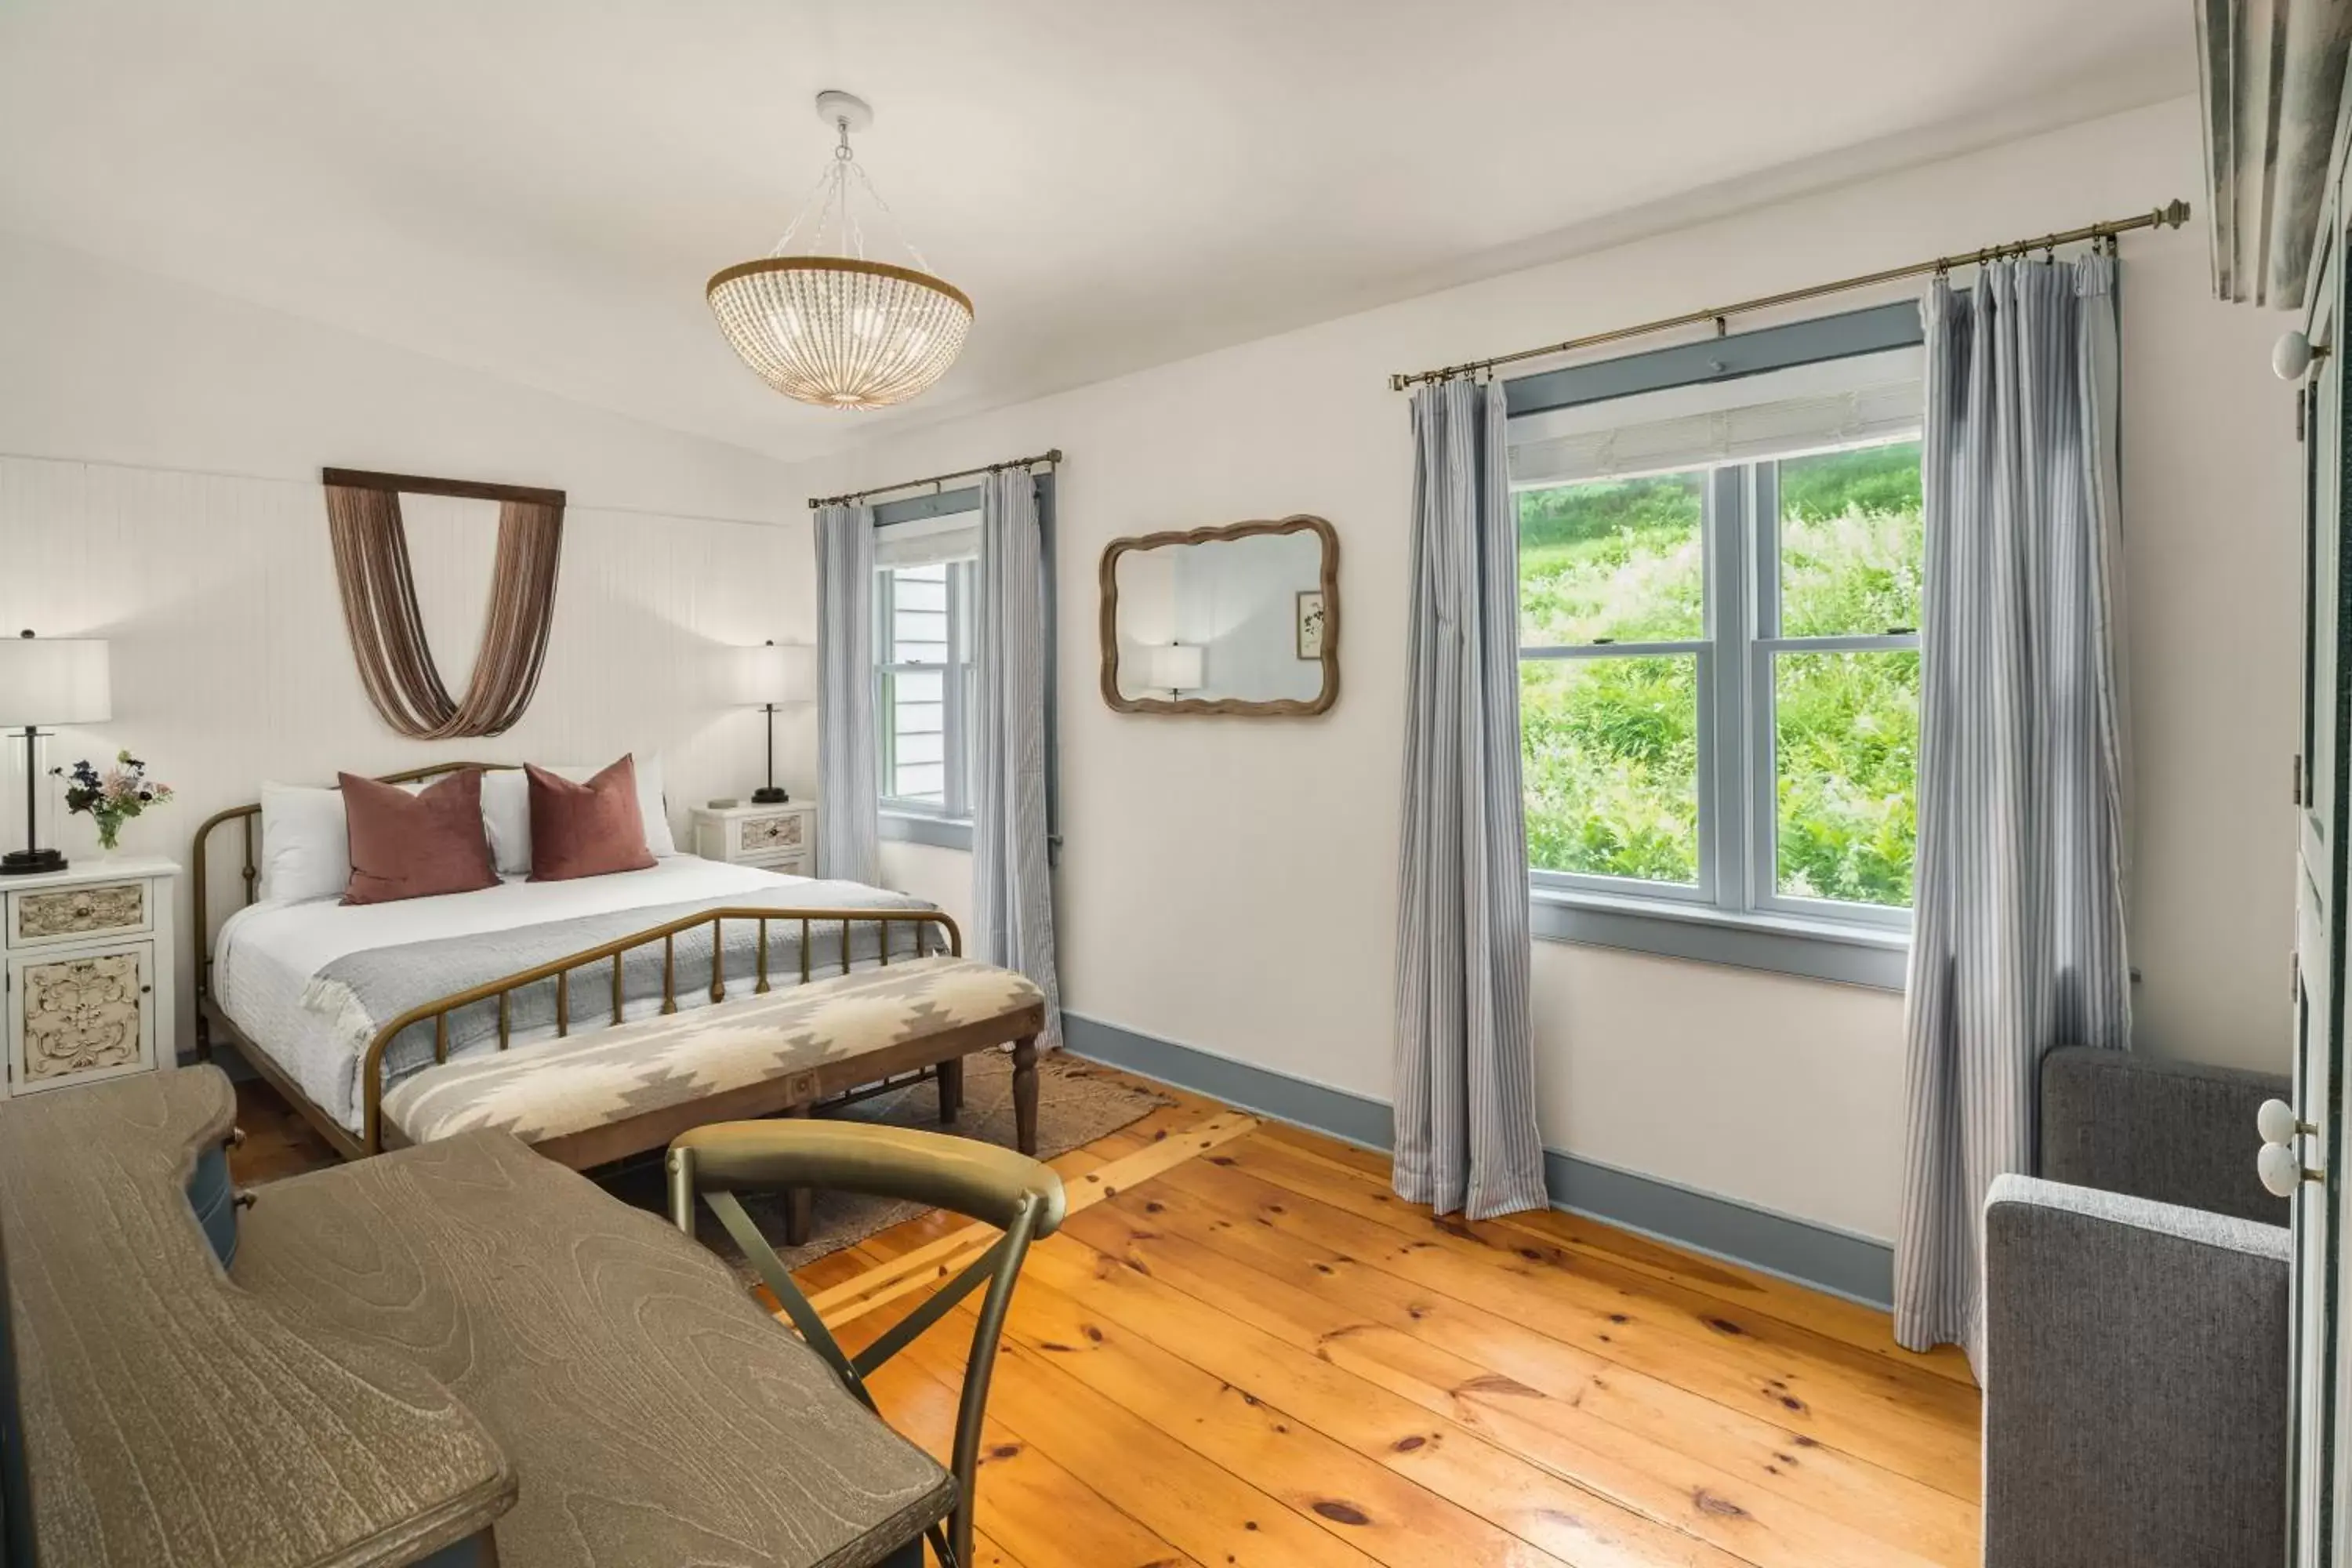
[382,955,1044,1149]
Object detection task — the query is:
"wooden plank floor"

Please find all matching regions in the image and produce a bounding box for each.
[230,1068,1981,1567]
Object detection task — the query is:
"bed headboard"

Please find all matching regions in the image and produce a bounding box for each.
[190,762,518,1054]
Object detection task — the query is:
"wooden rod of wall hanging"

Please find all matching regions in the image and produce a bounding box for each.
[808,448,1063,509]
[321,467,568,508]
[1387,198,2193,391]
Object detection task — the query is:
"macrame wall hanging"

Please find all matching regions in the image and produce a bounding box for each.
[321,467,566,740]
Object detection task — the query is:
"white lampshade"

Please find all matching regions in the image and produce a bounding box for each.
[0,634,110,727]
[1145,642,1204,693]
[743,641,817,706]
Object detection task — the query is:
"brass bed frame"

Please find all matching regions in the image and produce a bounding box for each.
[192,761,975,1162]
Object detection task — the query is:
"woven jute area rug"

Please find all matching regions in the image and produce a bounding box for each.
[599,1048,1171,1277]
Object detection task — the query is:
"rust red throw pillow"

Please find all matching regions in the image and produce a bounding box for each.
[339,770,498,906]
[527,755,656,881]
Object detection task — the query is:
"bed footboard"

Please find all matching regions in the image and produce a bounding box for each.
[359,906,962,1153]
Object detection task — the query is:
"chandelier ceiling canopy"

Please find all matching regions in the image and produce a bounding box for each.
[708,91,973,412]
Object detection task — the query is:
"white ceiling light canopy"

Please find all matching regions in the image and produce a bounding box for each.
[707,89,974,412]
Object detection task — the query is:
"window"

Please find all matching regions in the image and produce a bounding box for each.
[877,557,975,816]
[1508,304,1923,985]
[868,475,1059,854]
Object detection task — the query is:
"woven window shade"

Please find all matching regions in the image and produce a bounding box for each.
[873,512,981,570]
[1508,345,1923,488]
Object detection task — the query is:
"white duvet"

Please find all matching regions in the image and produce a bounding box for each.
[217,856,808,1133]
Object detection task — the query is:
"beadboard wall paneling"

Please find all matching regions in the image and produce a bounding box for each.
[0,455,811,1055]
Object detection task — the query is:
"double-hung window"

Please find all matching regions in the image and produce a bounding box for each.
[1508,303,1923,987]
[869,474,1059,854]
[875,510,980,836]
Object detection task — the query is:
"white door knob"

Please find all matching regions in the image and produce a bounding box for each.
[2261,1141,2319,1198]
[2259,1098,2314,1144]
[2277,328,2319,380]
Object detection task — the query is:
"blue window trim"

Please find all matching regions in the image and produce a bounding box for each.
[1530,888,1907,990]
[1508,303,1923,990]
[870,473,1059,857]
[1504,299,1923,418]
[880,810,972,851]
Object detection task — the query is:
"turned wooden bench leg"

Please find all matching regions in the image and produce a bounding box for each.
[1011,1035,1039,1156]
[782,1102,815,1247]
[937,1057,964,1126]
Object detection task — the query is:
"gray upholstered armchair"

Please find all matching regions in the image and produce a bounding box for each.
[1983,1047,2292,1568]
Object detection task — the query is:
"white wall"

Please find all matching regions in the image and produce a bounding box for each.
[0,230,807,1050]
[786,96,2303,1243]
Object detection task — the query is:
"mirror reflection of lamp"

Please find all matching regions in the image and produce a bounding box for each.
[1144,641,1203,701]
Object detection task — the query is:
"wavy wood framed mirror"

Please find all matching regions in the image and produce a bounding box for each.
[1099,514,1339,716]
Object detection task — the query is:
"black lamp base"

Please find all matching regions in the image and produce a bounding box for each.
[1,848,65,877]
[750,786,789,804]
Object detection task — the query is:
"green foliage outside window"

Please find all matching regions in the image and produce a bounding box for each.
[1517,441,1922,907]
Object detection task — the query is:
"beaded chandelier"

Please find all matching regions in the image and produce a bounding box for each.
[708,92,972,411]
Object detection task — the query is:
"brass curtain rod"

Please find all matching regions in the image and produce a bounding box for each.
[808,448,1064,509]
[1388,198,2193,392]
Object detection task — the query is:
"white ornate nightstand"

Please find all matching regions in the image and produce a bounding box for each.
[2,855,177,1098]
[692,802,818,877]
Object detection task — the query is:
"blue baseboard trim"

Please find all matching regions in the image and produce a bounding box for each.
[1063,1013,1396,1149]
[1060,1011,1894,1311]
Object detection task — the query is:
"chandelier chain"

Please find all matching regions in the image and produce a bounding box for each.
[843,158,932,274]
[710,91,972,410]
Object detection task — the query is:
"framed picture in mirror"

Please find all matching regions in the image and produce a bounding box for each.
[1099,514,1339,716]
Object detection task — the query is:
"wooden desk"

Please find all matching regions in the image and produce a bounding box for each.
[0,1069,514,1567]
[232,1129,953,1567]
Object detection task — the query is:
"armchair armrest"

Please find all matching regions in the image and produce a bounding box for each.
[1984,1174,2288,1568]
[2040,1046,2289,1224]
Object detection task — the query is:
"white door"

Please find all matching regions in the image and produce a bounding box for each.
[2297,209,2346,1567]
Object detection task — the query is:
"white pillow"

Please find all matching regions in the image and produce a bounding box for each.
[480,768,532,877]
[258,782,351,903]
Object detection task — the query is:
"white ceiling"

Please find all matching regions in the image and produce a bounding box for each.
[0,1,2190,463]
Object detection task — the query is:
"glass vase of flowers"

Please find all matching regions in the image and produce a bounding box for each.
[53,750,173,854]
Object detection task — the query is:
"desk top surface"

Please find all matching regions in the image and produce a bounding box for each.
[0,1068,514,1568]
[233,1127,953,1568]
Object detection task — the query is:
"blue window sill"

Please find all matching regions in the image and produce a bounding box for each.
[1530,888,1907,991]
[880,811,973,851]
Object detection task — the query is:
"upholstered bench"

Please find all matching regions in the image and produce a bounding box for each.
[380,954,1047,1232]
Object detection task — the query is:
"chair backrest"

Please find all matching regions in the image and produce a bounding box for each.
[667,1120,1065,1568]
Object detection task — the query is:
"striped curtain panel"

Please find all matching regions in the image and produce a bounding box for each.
[973,471,1064,1047]
[1393,378,1550,1221]
[814,502,881,886]
[1896,255,2132,1369]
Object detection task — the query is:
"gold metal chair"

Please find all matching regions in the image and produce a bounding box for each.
[667,1120,1066,1568]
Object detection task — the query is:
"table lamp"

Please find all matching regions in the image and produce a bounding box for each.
[745,640,815,804]
[0,630,111,875]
